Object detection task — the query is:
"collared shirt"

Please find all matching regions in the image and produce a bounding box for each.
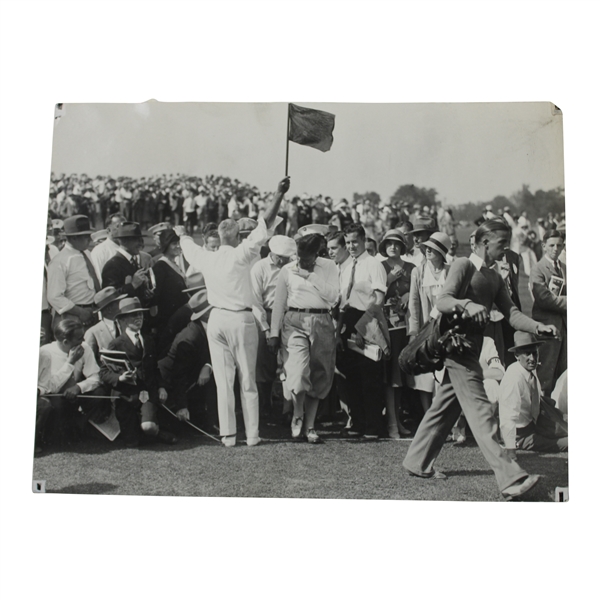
[125,328,144,350]
[339,251,387,311]
[251,255,284,333]
[468,252,484,271]
[270,257,340,338]
[180,216,282,311]
[38,341,100,395]
[91,238,120,275]
[499,361,542,449]
[47,242,99,314]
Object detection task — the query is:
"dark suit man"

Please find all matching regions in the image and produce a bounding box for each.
[100,297,176,447]
[101,221,154,305]
[158,316,217,429]
[529,230,567,396]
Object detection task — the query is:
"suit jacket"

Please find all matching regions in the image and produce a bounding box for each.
[503,249,521,310]
[530,255,567,330]
[158,321,211,410]
[101,252,153,304]
[100,331,163,403]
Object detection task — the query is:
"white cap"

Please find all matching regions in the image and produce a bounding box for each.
[268,235,296,257]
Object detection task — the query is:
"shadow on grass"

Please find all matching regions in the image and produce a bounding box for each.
[443,469,494,477]
[49,482,119,494]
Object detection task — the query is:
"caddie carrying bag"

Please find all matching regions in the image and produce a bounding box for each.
[399,260,477,376]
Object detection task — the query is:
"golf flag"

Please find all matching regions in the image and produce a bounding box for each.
[288,103,335,152]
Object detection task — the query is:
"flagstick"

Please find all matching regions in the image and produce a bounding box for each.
[285,103,290,177]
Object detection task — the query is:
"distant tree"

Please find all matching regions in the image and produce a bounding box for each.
[389,184,438,210]
[352,191,381,206]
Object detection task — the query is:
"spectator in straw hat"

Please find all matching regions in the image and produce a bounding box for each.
[100,297,177,447]
[251,234,297,420]
[499,332,567,457]
[84,287,127,363]
[47,215,102,330]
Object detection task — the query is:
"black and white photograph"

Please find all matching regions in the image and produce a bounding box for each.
[1,2,597,599]
[32,100,567,502]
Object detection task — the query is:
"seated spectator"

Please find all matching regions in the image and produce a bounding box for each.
[100,297,178,447]
[84,287,126,362]
[499,332,567,458]
[36,317,111,454]
[158,309,218,431]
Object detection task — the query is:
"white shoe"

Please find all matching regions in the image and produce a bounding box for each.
[246,437,261,447]
[222,435,236,447]
[291,416,303,439]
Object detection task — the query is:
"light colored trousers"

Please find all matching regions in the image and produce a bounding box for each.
[403,354,528,493]
[207,308,260,441]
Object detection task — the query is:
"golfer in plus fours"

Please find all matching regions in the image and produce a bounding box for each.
[176,177,289,447]
[402,219,558,500]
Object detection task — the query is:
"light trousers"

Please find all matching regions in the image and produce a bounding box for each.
[403,354,528,493]
[207,308,260,440]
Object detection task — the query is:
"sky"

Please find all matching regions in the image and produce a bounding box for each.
[50,101,564,206]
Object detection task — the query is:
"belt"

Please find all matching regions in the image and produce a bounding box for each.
[216,307,252,312]
[288,307,330,314]
[76,303,95,308]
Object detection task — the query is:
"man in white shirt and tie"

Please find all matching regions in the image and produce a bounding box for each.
[499,332,567,457]
[91,212,125,275]
[176,177,290,447]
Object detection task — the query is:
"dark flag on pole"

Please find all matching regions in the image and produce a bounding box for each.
[288,103,335,152]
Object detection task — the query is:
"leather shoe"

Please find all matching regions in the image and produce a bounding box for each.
[246,437,261,447]
[222,435,236,447]
[291,416,303,439]
[502,474,541,500]
[306,429,323,444]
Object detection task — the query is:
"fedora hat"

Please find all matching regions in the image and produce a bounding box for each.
[508,331,545,353]
[268,235,296,257]
[115,297,149,318]
[420,231,451,259]
[113,221,143,239]
[411,216,438,235]
[93,287,127,313]
[378,229,407,256]
[189,287,212,322]
[63,215,94,236]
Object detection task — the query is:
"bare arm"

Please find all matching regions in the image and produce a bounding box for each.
[262,177,290,229]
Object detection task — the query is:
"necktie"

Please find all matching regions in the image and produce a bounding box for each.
[134,332,143,350]
[346,258,357,301]
[554,261,563,278]
[81,251,101,292]
[131,256,139,269]
[530,374,540,422]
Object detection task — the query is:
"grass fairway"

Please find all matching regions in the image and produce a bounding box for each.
[32,420,568,502]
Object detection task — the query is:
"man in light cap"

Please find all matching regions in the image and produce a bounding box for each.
[251,234,296,420]
[177,177,289,447]
[269,234,340,443]
[91,212,125,274]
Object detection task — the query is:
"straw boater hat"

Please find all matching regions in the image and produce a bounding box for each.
[93,287,127,313]
[52,219,64,231]
[268,235,296,257]
[114,297,149,318]
[411,216,438,235]
[378,229,407,255]
[508,332,545,353]
[420,231,452,260]
[113,222,143,239]
[63,215,95,236]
